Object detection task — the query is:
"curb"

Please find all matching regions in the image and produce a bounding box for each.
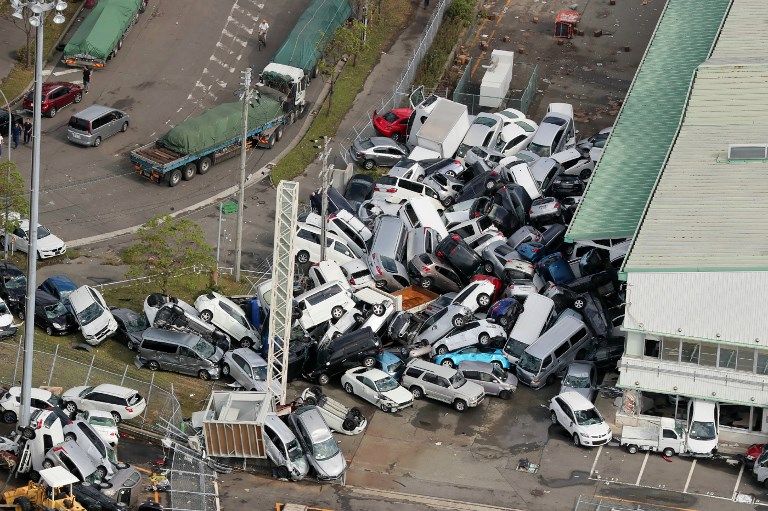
[67,73,336,248]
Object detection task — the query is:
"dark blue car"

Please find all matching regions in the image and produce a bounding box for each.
[536,253,575,285]
[38,274,77,305]
[487,298,522,329]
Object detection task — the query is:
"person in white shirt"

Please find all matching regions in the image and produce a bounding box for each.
[258,20,269,51]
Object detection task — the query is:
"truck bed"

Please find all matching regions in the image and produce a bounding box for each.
[134,144,184,165]
[392,286,438,312]
[620,425,658,444]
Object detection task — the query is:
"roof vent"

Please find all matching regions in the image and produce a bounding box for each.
[728,144,768,160]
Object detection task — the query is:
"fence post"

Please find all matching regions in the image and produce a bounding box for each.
[120,365,128,386]
[143,371,155,424]
[12,338,21,385]
[47,344,59,386]
[84,355,96,385]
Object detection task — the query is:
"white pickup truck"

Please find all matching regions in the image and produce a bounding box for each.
[620,417,687,457]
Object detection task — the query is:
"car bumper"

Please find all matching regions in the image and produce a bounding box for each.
[38,244,67,259]
[0,326,17,339]
[388,400,414,412]
[67,131,95,146]
[467,394,484,407]
[580,434,612,447]
[83,322,117,345]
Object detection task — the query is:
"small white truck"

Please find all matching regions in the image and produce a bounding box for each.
[620,417,687,457]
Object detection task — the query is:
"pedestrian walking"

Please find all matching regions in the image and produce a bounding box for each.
[258,19,269,51]
[11,122,20,150]
[22,119,32,145]
[82,66,91,93]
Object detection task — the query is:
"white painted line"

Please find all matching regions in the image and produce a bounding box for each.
[635,452,649,486]
[683,459,696,493]
[231,35,248,47]
[149,131,156,138]
[732,463,744,500]
[42,69,52,76]
[216,80,227,88]
[176,107,183,113]
[589,445,603,478]
[209,55,235,73]
[53,69,80,77]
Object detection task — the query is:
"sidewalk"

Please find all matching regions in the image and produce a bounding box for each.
[0,17,26,86]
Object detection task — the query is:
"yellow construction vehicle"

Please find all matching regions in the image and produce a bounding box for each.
[3,467,86,511]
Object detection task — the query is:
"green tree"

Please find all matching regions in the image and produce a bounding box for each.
[0,160,30,258]
[318,20,366,115]
[124,215,215,295]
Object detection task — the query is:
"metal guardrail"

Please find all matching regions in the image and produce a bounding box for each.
[452,63,540,115]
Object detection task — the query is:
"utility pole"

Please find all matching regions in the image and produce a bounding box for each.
[234,67,252,283]
[313,137,332,262]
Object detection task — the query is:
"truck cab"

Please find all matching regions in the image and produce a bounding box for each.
[260,62,307,114]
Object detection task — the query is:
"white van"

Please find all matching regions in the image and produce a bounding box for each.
[294,223,356,266]
[294,281,356,331]
[304,210,372,258]
[399,197,448,239]
[503,294,555,364]
[686,400,719,456]
[371,176,444,211]
[499,158,542,200]
[308,261,349,291]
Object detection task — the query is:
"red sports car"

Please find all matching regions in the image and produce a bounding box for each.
[23,82,83,118]
[372,107,413,142]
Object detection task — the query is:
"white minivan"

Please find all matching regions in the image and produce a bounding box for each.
[70,285,118,346]
[398,197,448,239]
[294,281,357,331]
[304,210,372,258]
[686,400,719,456]
[294,223,356,266]
[503,294,555,364]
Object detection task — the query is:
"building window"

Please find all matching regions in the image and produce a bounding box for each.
[720,404,752,431]
[739,349,756,373]
[719,348,737,370]
[661,338,680,362]
[644,338,660,358]
[700,342,718,367]
[757,352,768,375]
[680,342,700,365]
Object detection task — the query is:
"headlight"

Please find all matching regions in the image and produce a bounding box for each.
[52,323,63,329]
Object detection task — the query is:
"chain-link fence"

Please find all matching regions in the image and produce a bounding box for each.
[452,62,540,115]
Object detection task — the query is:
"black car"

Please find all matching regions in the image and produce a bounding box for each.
[434,234,484,283]
[576,336,625,370]
[111,307,149,350]
[0,262,26,316]
[343,174,375,211]
[302,327,382,385]
[309,186,356,216]
[74,481,128,511]
[34,290,78,336]
[494,184,532,227]
[454,167,506,203]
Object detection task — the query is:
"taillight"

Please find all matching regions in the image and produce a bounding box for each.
[454,160,461,165]
[385,188,396,193]
[490,171,499,177]
[532,247,540,253]
[436,250,444,258]
[422,266,430,273]
[375,266,383,276]
[554,202,561,208]
[36,419,42,429]
[451,234,460,241]
[473,212,481,218]
[349,278,355,284]
[125,407,133,412]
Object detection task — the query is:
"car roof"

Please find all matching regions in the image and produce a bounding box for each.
[68,286,97,310]
[550,148,582,163]
[0,262,22,276]
[43,274,77,289]
[263,413,297,441]
[557,391,595,411]
[231,347,266,366]
[42,82,76,92]
[565,362,594,377]
[690,400,716,420]
[459,360,496,372]
[71,104,120,121]
[407,358,456,378]
[531,123,561,144]
[35,289,60,306]
[526,315,586,358]
[295,406,332,442]
[9,386,53,399]
[92,384,137,398]
[369,136,401,147]
[144,327,203,346]
[358,367,389,380]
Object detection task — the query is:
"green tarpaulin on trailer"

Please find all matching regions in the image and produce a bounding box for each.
[159,97,284,155]
[63,0,143,62]
[273,0,351,73]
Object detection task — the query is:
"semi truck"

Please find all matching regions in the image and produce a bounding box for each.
[62,0,148,68]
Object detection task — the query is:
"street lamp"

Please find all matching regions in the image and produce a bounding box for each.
[10,0,67,430]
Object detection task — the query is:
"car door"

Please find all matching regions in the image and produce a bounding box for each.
[34,301,48,330]
[479,371,498,395]
[218,301,245,339]
[176,347,201,376]
[553,397,568,428]
[433,375,452,403]
[263,424,287,467]
[356,375,377,403]
[106,111,122,137]
[12,226,28,253]
[229,352,249,387]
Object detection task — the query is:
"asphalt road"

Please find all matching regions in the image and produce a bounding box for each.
[10,0,312,241]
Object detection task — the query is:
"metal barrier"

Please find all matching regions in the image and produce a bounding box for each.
[452,62,540,115]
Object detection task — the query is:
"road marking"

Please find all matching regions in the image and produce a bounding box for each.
[635,452,649,486]
[41,69,52,76]
[595,495,699,511]
[53,69,80,77]
[228,15,254,34]
[348,486,521,511]
[210,55,235,73]
[683,459,696,493]
[732,463,744,500]
[588,445,603,478]
[176,107,183,113]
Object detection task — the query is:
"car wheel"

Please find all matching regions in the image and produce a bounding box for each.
[74,93,82,103]
[342,418,357,431]
[147,360,160,371]
[168,168,181,187]
[276,466,290,480]
[379,403,390,413]
[198,369,211,380]
[446,170,456,178]
[240,337,253,349]
[436,345,448,356]
[362,356,375,368]
[331,306,345,320]
[296,251,310,264]
[372,303,386,316]
[454,399,467,412]
[409,386,423,399]
[17,310,24,321]
[64,432,76,443]
[485,180,496,190]
[111,412,122,424]
[550,411,558,425]
[627,444,638,454]
[317,373,330,386]
[121,122,129,133]
[441,359,454,368]
[499,390,511,400]
[199,310,213,322]
[182,162,196,181]
[442,196,454,208]
[42,459,54,469]
[45,326,53,336]
[363,160,375,170]
[478,333,491,346]
[491,361,503,372]
[198,156,212,174]
[375,280,387,289]
[93,136,101,147]
[477,293,491,307]
[344,383,354,394]
[96,466,108,480]
[64,401,78,415]
[483,262,494,275]
[420,278,432,289]
[221,363,230,376]
[573,298,585,310]
[499,316,508,327]
[21,427,35,440]
[2,410,16,423]
[662,447,675,457]
[572,434,581,447]
[48,107,57,118]
[452,315,465,328]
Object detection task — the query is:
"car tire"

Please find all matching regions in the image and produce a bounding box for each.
[478,333,491,346]
[74,93,82,103]
[199,310,213,322]
[331,306,345,320]
[296,251,310,264]
[491,360,503,371]
[13,497,32,511]
[363,160,375,170]
[483,262,494,275]
[45,326,53,336]
[93,136,101,147]
[441,359,454,368]
[42,459,54,469]
[442,196,454,208]
[168,168,181,187]
[499,316,508,327]
[147,360,160,371]
[499,390,511,400]
[573,298,585,310]
[121,122,129,133]
[182,162,196,181]
[453,399,467,412]
[48,107,57,118]
[477,293,491,307]
[198,370,211,380]
[221,363,230,376]
[21,427,35,440]
[303,394,317,405]
[276,126,284,141]
[375,280,387,289]
[342,418,357,431]
[550,411,558,425]
[372,303,386,316]
[111,411,122,424]
[96,466,108,480]
[627,444,638,454]
[572,434,581,447]
[452,315,465,328]
[2,410,16,423]
[17,310,24,321]
[362,356,375,368]
[240,337,253,349]
[379,403,390,413]
[64,432,77,442]
[276,466,290,480]
[64,401,78,415]
[198,156,212,174]
[344,383,354,394]
[485,180,496,190]
[436,345,448,356]
[662,447,675,457]
[409,386,423,399]
[420,278,432,289]
[317,373,330,385]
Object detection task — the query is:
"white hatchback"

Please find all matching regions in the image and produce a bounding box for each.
[69,285,117,346]
[431,319,507,356]
[78,410,120,446]
[294,281,357,331]
[341,367,414,413]
[62,384,146,423]
[195,291,259,349]
[549,391,612,448]
[448,280,496,313]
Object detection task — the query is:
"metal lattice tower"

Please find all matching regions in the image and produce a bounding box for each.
[258,181,299,421]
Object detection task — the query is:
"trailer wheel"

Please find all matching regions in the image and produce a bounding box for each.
[275,126,284,141]
[288,111,296,125]
[197,156,212,174]
[168,169,182,187]
[266,134,276,149]
[182,162,196,181]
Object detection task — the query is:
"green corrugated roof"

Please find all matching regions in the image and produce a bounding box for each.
[565,0,732,242]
